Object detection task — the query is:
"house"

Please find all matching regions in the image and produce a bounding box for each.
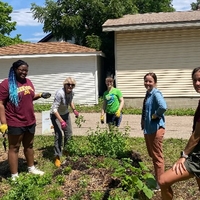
[0,42,105,105]
[102,11,200,109]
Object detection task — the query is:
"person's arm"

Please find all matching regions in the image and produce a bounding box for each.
[152,92,167,119]
[0,101,6,124]
[172,121,200,175]
[0,101,8,134]
[70,101,79,117]
[101,100,107,116]
[118,96,124,112]
[33,92,51,100]
[183,121,200,155]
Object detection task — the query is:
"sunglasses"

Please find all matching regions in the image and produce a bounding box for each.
[66,83,75,87]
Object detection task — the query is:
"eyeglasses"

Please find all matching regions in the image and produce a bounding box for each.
[66,83,75,87]
[18,68,28,73]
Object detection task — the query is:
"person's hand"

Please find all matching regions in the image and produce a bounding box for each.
[151,114,157,119]
[115,109,121,118]
[60,120,67,130]
[100,115,104,124]
[40,92,51,99]
[172,158,186,175]
[73,109,79,118]
[0,124,8,134]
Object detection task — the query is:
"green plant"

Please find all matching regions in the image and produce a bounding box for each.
[112,158,155,199]
[87,125,130,158]
[2,173,55,200]
[75,115,86,128]
[55,174,65,185]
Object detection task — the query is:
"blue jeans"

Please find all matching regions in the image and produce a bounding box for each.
[50,113,72,157]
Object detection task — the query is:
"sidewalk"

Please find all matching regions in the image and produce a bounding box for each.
[35,113,193,139]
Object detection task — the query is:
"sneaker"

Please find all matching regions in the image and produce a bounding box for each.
[28,167,44,175]
[54,156,61,167]
[153,183,161,192]
[11,174,19,181]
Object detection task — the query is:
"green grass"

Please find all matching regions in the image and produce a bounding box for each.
[34,102,196,116]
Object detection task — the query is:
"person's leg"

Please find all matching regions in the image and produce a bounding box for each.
[8,134,23,174]
[63,113,72,149]
[51,115,63,157]
[22,131,34,167]
[115,113,122,127]
[151,128,165,182]
[159,168,193,200]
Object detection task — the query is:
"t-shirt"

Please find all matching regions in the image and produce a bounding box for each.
[103,87,122,114]
[0,78,36,127]
[50,88,74,115]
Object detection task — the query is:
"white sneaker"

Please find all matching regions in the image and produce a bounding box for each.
[28,167,44,175]
[11,174,19,181]
[153,183,161,192]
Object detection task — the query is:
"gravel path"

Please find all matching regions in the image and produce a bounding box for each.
[35,113,193,139]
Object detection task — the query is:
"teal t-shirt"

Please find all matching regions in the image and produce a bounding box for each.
[103,87,123,114]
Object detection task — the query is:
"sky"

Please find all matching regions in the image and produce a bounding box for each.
[3,0,196,43]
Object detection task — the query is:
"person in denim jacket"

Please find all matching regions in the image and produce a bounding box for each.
[159,67,200,199]
[141,72,167,191]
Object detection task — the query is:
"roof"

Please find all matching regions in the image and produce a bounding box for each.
[0,42,100,56]
[103,10,200,32]
[38,33,53,42]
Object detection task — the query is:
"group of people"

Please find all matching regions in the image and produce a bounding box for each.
[0,59,200,199]
[100,71,200,199]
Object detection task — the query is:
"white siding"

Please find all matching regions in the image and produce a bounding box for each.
[115,29,200,97]
[0,56,98,105]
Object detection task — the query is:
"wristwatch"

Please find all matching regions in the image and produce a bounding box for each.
[180,151,188,159]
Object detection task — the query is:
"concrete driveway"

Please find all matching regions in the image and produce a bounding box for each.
[35,113,193,140]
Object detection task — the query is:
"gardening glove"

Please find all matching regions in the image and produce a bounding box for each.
[40,92,51,99]
[73,109,79,118]
[100,115,104,124]
[115,109,121,118]
[60,120,67,130]
[0,124,8,134]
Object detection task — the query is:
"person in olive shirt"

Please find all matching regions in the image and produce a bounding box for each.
[100,77,124,128]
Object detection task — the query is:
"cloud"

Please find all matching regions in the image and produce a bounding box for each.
[11,8,42,26]
[172,0,193,11]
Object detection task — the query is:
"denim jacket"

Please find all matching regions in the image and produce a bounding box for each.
[143,88,167,134]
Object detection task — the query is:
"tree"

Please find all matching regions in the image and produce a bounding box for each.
[31,0,174,75]
[0,1,24,47]
[191,0,200,10]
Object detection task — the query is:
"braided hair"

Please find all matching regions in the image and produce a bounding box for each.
[8,60,28,106]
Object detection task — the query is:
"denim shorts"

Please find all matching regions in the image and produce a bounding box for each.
[8,123,36,135]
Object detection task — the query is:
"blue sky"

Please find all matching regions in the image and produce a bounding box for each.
[3,0,195,43]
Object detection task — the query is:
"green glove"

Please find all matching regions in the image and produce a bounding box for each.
[0,124,8,134]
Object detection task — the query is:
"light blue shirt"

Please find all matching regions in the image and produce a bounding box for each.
[143,88,167,134]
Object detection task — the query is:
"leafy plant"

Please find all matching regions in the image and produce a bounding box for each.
[87,125,130,158]
[75,115,86,128]
[112,158,155,199]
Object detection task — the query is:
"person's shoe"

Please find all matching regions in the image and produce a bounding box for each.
[11,174,19,181]
[28,166,44,175]
[54,156,61,167]
[153,183,161,192]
